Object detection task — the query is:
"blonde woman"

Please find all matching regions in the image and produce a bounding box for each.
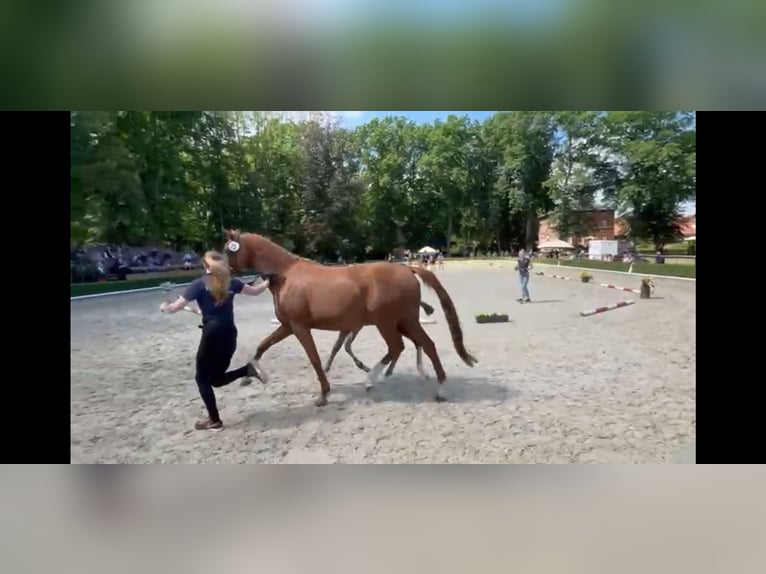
[161,250,270,431]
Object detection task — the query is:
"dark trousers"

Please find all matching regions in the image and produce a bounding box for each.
[195,319,249,422]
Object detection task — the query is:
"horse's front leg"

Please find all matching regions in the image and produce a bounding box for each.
[324,331,349,373]
[291,323,332,407]
[245,323,293,385]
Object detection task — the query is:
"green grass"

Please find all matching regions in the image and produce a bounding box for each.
[553,258,695,278]
[635,242,694,255]
[664,257,695,265]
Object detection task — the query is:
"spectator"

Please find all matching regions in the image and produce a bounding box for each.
[655,251,665,264]
[514,249,533,303]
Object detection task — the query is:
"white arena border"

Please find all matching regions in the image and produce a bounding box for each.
[533,262,695,282]
[71,275,258,301]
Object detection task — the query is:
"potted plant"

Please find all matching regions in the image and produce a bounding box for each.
[475,312,510,324]
[580,272,593,283]
[640,277,654,299]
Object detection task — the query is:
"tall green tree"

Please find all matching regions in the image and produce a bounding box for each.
[544,111,603,239]
[419,115,473,249]
[488,112,556,250]
[599,111,696,249]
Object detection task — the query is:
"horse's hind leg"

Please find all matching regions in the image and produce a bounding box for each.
[384,328,407,377]
[383,333,426,378]
[343,329,370,373]
[399,318,447,401]
[368,322,405,390]
[324,331,349,372]
[413,344,428,379]
[384,353,399,377]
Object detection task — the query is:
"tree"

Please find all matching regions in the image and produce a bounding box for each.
[544,111,602,239]
[487,112,556,250]
[598,111,695,249]
[69,110,695,259]
[419,115,473,249]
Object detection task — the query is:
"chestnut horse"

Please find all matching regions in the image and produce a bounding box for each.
[224,230,477,406]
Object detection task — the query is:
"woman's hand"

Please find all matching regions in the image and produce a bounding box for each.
[243,279,270,296]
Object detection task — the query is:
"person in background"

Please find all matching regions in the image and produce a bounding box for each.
[160,250,270,431]
[514,248,533,303]
[655,250,665,264]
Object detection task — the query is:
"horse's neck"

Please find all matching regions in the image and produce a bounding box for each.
[254,241,297,273]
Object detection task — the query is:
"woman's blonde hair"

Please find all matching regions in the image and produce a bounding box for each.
[202,251,231,305]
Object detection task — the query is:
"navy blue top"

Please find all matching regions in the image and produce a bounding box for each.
[183,276,245,324]
[517,255,531,276]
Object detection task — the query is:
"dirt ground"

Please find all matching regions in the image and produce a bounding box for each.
[70,261,696,463]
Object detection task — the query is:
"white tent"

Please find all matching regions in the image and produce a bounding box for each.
[538,239,575,250]
[417,246,438,254]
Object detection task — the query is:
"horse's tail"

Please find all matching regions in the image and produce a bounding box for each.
[419,301,435,316]
[410,267,477,367]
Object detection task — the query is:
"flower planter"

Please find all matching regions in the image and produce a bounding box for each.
[475,313,509,324]
[580,276,592,283]
[640,279,653,299]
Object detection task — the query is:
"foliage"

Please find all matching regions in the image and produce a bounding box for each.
[70,111,696,257]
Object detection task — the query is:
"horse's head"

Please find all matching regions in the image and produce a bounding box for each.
[224,229,295,275]
[223,229,248,272]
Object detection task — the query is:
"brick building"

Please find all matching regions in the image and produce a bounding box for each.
[678,214,696,240]
[538,209,616,246]
[613,213,696,241]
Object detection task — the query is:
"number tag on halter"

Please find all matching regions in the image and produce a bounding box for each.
[227,241,240,253]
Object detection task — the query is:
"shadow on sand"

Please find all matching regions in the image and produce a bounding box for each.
[347,373,520,404]
[234,374,520,430]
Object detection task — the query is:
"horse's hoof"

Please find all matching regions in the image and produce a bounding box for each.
[365,384,373,392]
[315,396,329,407]
[249,360,268,384]
[435,395,447,403]
[239,377,252,387]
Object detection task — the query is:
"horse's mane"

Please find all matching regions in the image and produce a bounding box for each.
[239,231,300,262]
[228,229,322,265]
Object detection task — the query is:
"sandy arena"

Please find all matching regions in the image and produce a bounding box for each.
[70,261,696,463]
